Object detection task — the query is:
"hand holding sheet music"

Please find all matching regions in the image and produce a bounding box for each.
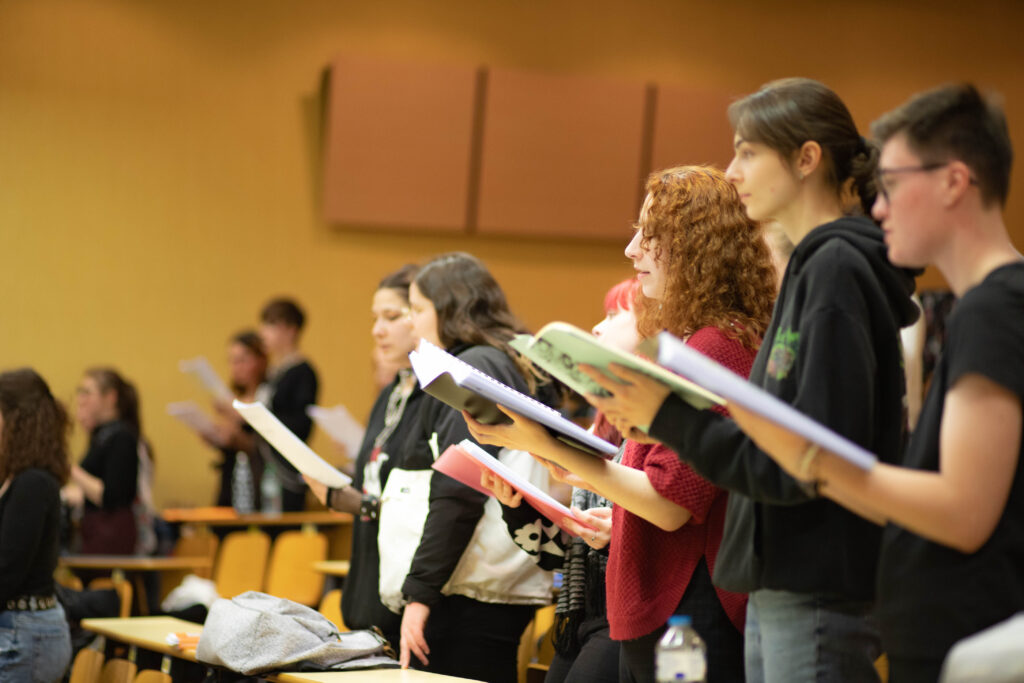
[654,331,877,470]
[233,400,352,488]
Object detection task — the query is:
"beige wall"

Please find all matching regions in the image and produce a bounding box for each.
[2,0,1022,507]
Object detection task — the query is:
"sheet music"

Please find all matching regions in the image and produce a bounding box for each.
[233,400,352,488]
[307,404,366,456]
[167,401,220,442]
[655,331,877,470]
[409,340,618,457]
[433,440,594,536]
[179,357,233,402]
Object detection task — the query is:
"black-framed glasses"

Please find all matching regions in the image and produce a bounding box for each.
[875,162,976,201]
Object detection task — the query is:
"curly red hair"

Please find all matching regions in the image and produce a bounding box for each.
[634,165,776,349]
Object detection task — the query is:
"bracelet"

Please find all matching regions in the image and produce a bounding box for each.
[797,443,822,482]
[359,494,381,521]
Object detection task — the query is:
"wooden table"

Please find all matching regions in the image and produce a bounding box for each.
[60,555,213,615]
[312,560,350,577]
[80,617,480,681]
[163,508,353,527]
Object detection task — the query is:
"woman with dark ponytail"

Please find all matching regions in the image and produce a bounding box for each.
[583,79,920,682]
[65,367,154,556]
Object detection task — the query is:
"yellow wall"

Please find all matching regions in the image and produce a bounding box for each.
[2,0,1022,507]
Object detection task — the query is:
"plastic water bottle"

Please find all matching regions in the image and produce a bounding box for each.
[655,615,707,682]
[260,460,283,515]
[231,452,255,514]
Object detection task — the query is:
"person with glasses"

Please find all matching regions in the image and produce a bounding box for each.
[727,83,1023,683]
[579,78,920,682]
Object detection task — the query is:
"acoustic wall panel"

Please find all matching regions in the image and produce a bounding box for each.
[475,67,648,240]
[650,83,737,173]
[321,56,478,232]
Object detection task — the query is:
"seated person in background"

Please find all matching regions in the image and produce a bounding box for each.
[0,368,73,682]
[207,329,267,509]
[64,367,154,556]
[257,297,319,512]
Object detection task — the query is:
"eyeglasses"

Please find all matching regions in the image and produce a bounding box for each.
[875,162,977,201]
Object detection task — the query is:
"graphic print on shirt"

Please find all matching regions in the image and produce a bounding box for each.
[512,519,565,558]
[767,327,800,380]
[362,446,390,498]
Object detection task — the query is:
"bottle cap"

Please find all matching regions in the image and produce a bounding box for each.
[667,615,692,627]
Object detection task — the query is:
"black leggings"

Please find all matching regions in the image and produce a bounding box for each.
[416,594,536,683]
[545,615,620,683]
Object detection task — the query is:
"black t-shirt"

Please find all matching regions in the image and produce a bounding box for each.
[80,420,139,510]
[877,262,1024,663]
[0,468,62,602]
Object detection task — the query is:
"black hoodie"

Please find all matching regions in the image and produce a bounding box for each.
[650,216,918,597]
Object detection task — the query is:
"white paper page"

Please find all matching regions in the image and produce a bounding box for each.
[307,405,366,456]
[179,357,233,403]
[167,401,220,442]
[656,332,877,470]
[409,340,618,457]
[457,440,575,520]
[233,400,352,488]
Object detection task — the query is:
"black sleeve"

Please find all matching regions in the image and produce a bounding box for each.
[401,347,528,605]
[99,430,139,509]
[272,363,319,442]
[500,502,567,571]
[0,473,52,602]
[945,287,1024,399]
[651,306,879,505]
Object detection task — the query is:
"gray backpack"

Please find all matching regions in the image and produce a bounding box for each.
[196,591,397,675]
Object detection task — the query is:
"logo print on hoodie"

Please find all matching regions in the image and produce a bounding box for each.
[767,328,799,380]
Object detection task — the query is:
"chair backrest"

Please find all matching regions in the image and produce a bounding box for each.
[213,529,271,599]
[317,588,348,631]
[98,657,137,683]
[69,648,104,683]
[88,576,133,619]
[133,670,172,683]
[263,529,328,606]
[518,604,557,683]
[160,528,220,601]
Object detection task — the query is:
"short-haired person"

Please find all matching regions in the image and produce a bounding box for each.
[728,83,1023,683]
[582,79,920,682]
[0,368,73,682]
[258,297,319,511]
[468,166,777,683]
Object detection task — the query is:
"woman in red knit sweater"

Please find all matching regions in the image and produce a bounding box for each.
[466,165,777,683]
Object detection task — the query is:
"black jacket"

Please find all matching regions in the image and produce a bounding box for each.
[650,216,919,597]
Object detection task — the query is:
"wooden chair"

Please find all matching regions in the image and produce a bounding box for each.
[519,604,556,683]
[68,647,104,683]
[98,657,137,683]
[317,587,348,631]
[159,527,219,601]
[133,670,172,683]
[88,575,134,619]
[213,529,270,599]
[262,528,327,606]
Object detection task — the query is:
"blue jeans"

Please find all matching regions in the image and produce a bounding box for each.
[0,604,72,683]
[745,589,881,683]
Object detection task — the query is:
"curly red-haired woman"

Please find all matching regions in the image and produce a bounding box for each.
[467,165,776,683]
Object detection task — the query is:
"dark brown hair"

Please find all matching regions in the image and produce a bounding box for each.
[378,263,420,303]
[634,166,776,350]
[413,252,537,387]
[729,78,879,214]
[0,368,70,484]
[231,329,267,361]
[872,83,1012,208]
[260,298,306,330]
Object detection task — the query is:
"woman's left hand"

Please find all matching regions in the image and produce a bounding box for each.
[561,505,613,550]
[462,407,559,457]
[400,601,431,668]
[578,364,671,439]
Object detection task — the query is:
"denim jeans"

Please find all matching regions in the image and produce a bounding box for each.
[0,604,72,683]
[745,589,881,683]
